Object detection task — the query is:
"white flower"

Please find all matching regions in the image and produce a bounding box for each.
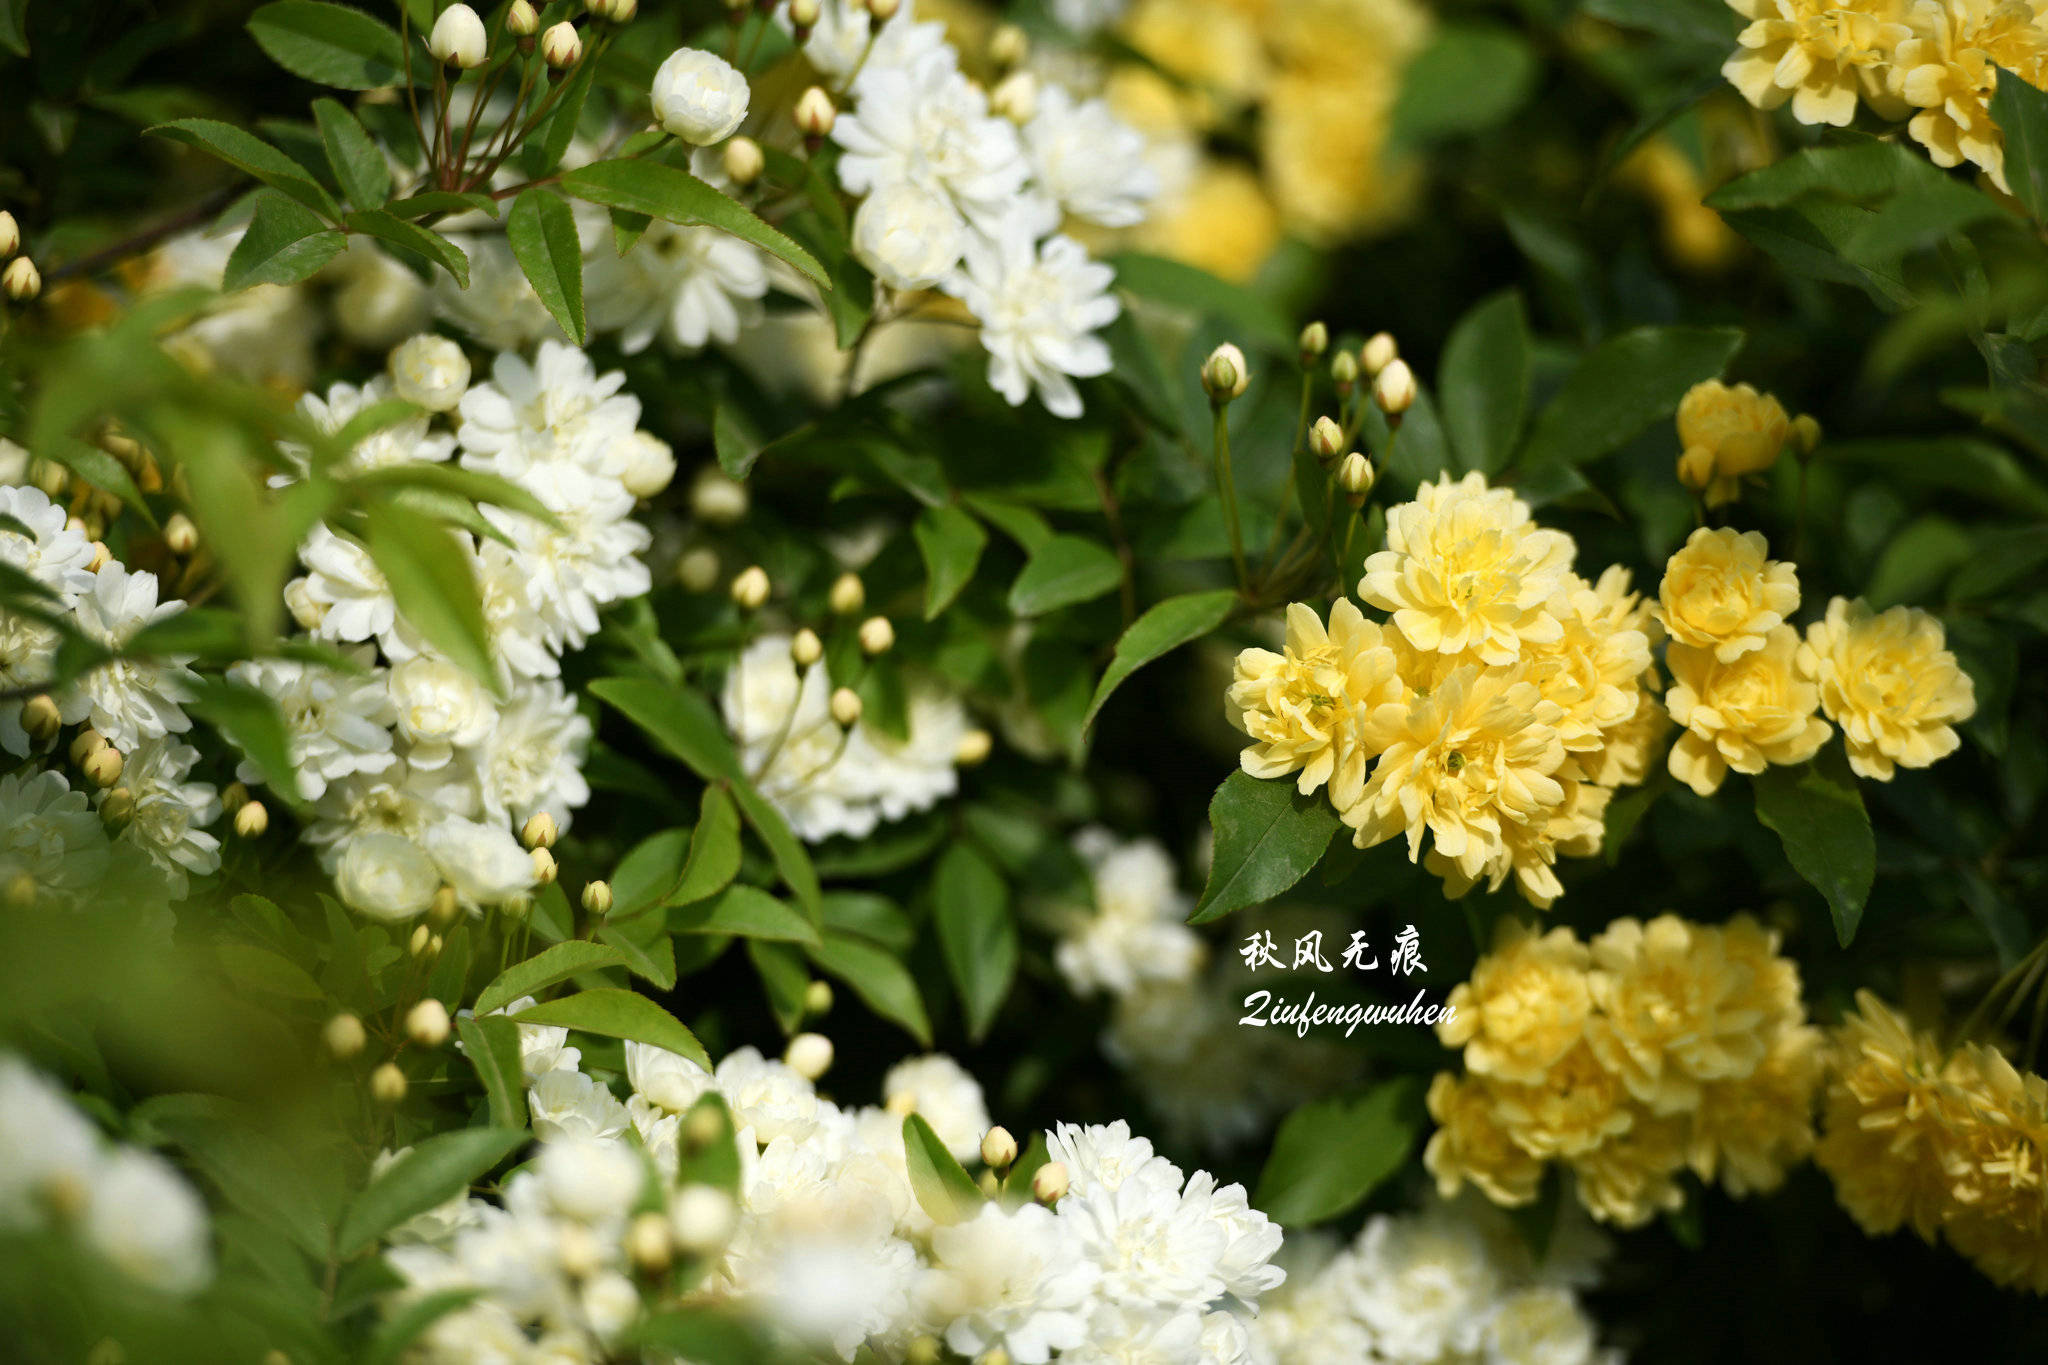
[1062,1305,1205,1365]
[1186,1172,1285,1305]
[457,340,642,485]
[1022,84,1159,228]
[475,539,561,682]
[616,430,677,499]
[1045,1120,1180,1200]
[474,677,591,828]
[948,206,1117,419]
[1484,1285,1600,1365]
[108,738,221,897]
[922,1201,1099,1364]
[228,651,396,799]
[1057,1171,1228,1313]
[0,769,112,909]
[486,464,652,651]
[882,1055,990,1163]
[1346,1206,1503,1362]
[329,240,432,349]
[0,1054,105,1231]
[83,1147,214,1296]
[306,758,479,870]
[587,221,770,353]
[714,1046,824,1144]
[335,832,441,920]
[626,1041,714,1114]
[424,816,536,909]
[0,484,97,754]
[834,51,1033,235]
[835,685,971,825]
[388,653,495,769]
[490,995,583,1081]
[851,180,966,290]
[730,1219,920,1359]
[537,1137,646,1226]
[66,563,197,750]
[151,228,322,387]
[1053,829,1203,998]
[288,376,457,481]
[299,523,398,647]
[651,48,751,144]
[375,1146,486,1246]
[790,1,948,87]
[433,235,562,352]
[528,1068,631,1142]
[391,333,473,412]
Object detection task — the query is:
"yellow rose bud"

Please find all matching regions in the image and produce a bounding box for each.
[521,811,558,850]
[722,135,765,186]
[858,615,894,655]
[791,628,823,667]
[980,1125,1017,1169]
[582,880,614,915]
[829,572,865,615]
[830,687,863,727]
[1360,331,1398,377]
[731,565,771,610]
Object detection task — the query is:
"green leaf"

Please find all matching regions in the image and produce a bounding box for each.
[670,884,822,947]
[223,192,345,290]
[1190,770,1342,925]
[248,1,408,90]
[188,676,304,807]
[1440,289,1530,474]
[713,404,764,481]
[511,989,711,1070]
[1994,66,2048,220]
[1704,139,1929,212]
[1515,325,1744,471]
[1253,1080,1423,1225]
[347,209,470,288]
[1008,533,1123,616]
[672,786,743,907]
[1081,589,1237,737]
[597,914,678,990]
[455,1015,527,1131]
[609,829,693,918]
[365,1290,484,1365]
[1108,251,1293,350]
[507,189,586,345]
[559,159,828,286]
[1390,23,1538,147]
[748,940,810,1035]
[474,940,629,1017]
[932,842,1015,1043]
[807,930,932,1045]
[338,1128,527,1255]
[902,1113,985,1225]
[0,0,27,57]
[149,117,339,220]
[312,97,391,210]
[535,54,599,176]
[626,1310,785,1364]
[1752,756,1875,946]
[1578,0,1735,45]
[914,503,988,621]
[359,504,495,687]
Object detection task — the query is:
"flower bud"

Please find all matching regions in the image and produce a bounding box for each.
[828,572,865,615]
[430,884,461,925]
[220,779,249,812]
[730,565,770,609]
[803,979,833,1016]
[980,1126,1017,1170]
[1372,358,1416,416]
[285,577,327,631]
[86,541,112,572]
[609,0,638,20]
[651,48,751,146]
[430,932,445,955]
[522,810,558,850]
[1031,1161,1069,1206]
[1202,343,1248,402]
[954,729,991,766]
[530,846,558,885]
[235,801,269,839]
[582,880,613,915]
[371,1062,408,1104]
[1298,320,1328,365]
[677,547,721,592]
[1330,350,1358,395]
[324,1012,366,1059]
[3,256,40,302]
[1309,415,1343,464]
[3,873,34,910]
[789,0,821,31]
[905,1340,943,1365]
[541,21,582,68]
[988,22,1028,69]
[795,86,837,140]
[0,211,18,258]
[683,1103,725,1151]
[866,0,901,19]
[406,999,451,1047]
[1339,452,1376,505]
[784,1031,833,1081]
[390,334,471,411]
[691,465,749,523]
[830,687,863,727]
[722,135,765,186]
[1791,413,1822,456]
[20,693,60,744]
[990,71,1036,124]
[627,1211,673,1272]
[588,0,618,14]
[163,513,199,556]
[99,787,135,831]
[70,729,106,764]
[410,924,433,957]
[858,615,894,655]
[82,745,122,789]
[791,628,823,667]
[1360,331,1398,378]
[671,1184,739,1254]
[506,0,539,35]
[429,4,488,68]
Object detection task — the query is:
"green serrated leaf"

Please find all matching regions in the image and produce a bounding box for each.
[507,188,586,345]
[223,191,345,289]
[1514,325,1744,472]
[671,884,821,947]
[312,97,391,210]
[1008,533,1123,616]
[347,208,470,287]
[474,940,629,1017]
[932,842,1015,1043]
[1190,770,1342,925]
[248,1,408,90]
[455,1014,527,1131]
[1254,1080,1423,1225]
[150,117,339,219]
[559,158,827,286]
[338,1128,526,1255]
[1081,589,1237,737]
[1752,754,1875,946]
[510,989,711,1070]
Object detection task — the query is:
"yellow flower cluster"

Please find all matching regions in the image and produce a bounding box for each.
[1229,473,1663,907]
[1721,0,2048,192]
[1673,379,1819,508]
[1815,991,2048,1292]
[1426,915,1824,1227]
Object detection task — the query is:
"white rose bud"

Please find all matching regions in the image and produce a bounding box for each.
[789,0,821,29]
[235,800,269,839]
[163,512,199,555]
[1372,358,1416,416]
[1309,415,1343,464]
[828,572,864,615]
[406,999,452,1047]
[424,817,537,907]
[429,3,488,68]
[858,615,894,655]
[867,0,901,19]
[1032,1161,1069,1206]
[581,880,613,915]
[507,0,539,36]
[851,181,964,291]
[1360,331,1398,378]
[1330,350,1358,393]
[794,86,836,139]
[690,465,749,523]
[677,546,721,592]
[617,429,676,498]
[954,729,992,766]
[389,334,470,411]
[990,71,1036,124]
[790,628,823,667]
[1202,343,1248,402]
[82,746,122,789]
[371,1063,408,1104]
[0,211,17,258]
[3,256,40,302]
[783,1032,833,1081]
[980,1126,1017,1169]
[70,729,106,764]
[336,832,440,921]
[409,924,433,957]
[803,979,833,1016]
[324,1012,367,1059]
[1298,320,1328,363]
[627,1211,673,1271]
[100,787,135,830]
[541,21,582,68]
[20,693,60,744]
[284,576,328,631]
[670,1184,738,1254]
[730,565,770,610]
[522,811,558,850]
[609,0,638,20]
[651,48,751,146]
[530,846,558,885]
[722,135,765,186]
[830,687,863,727]
[1339,451,1376,504]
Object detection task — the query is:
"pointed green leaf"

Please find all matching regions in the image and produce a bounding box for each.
[932,842,1015,1043]
[223,192,346,289]
[313,97,391,210]
[149,118,339,219]
[914,503,988,620]
[474,939,629,1017]
[359,503,495,687]
[455,1014,527,1131]
[1753,755,1875,946]
[1081,589,1236,737]
[510,989,711,1070]
[1515,325,1744,472]
[248,1,408,90]
[1190,770,1342,925]
[1253,1079,1423,1225]
[1008,533,1123,616]
[559,157,827,286]
[670,884,821,947]
[1440,289,1530,474]
[807,930,931,1045]
[902,1114,985,1226]
[347,209,470,287]
[507,188,586,345]
[338,1127,527,1255]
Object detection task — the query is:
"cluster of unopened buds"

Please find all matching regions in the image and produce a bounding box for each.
[426,0,624,74]
[1,207,36,303]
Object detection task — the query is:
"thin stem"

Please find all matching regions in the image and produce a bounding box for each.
[1212,402,1248,592]
[401,8,429,174]
[1257,372,1316,583]
[1794,456,1811,564]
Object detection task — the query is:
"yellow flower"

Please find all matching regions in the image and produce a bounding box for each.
[1227,599,1402,810]
[1361,472,1578,666]
[1654,526,1801,663]
[1260,72,1420,243]
[1665,627,1832,797]
[1423,1072,1545,1207]
[1586,915,1773,1113]
[1490,1043,1637,1159]
[1527,567,1655,756]
[1674,380,1793,508]
[1121,0,1269,127]
[1440,922,1595,1084]
[1430,776,1611,908]
[1722,0,1914,126]
[1690,1024,1825,1195]
[1797,596,1976,781]
[1571,684,1670,789]
[1343,663,1567,884]
[1570,1114,1690,1228]
[1131,157,1283,284]
[1717,913,1807,1032]
[1891,0,2048,192]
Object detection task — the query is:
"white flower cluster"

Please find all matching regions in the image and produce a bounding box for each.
[1252,1196,1617,1365]
[264,337,671,920]
[384,1035,1285,1363]
[820,2,1149,418]
[721,633,970,843]
[0,1054,214,1297]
